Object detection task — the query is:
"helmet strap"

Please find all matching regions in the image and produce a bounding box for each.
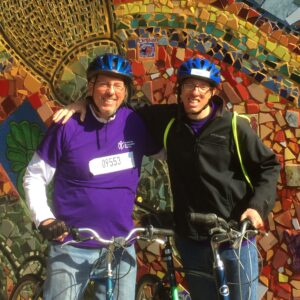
[90,74,100,113]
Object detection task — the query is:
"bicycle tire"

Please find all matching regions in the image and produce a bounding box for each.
[9,274,43,300]
[18,255,45,278]
[135,274,169,300]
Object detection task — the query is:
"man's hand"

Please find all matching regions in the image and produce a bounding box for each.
[240,208,263,229]
[53,101,87,124]
[38,219,69,242]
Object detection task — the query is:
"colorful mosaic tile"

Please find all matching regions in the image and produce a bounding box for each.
[0,0,299,298]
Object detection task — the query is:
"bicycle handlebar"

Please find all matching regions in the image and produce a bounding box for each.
[62,226,175,247]
[188,213,254,231]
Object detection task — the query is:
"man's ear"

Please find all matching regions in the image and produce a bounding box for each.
[211,87,217,96]
[87,81,94,96]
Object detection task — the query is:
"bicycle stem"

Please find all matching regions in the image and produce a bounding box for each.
[211,235,230,300]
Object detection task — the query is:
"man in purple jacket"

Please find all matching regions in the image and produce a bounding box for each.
[23,53,159,300]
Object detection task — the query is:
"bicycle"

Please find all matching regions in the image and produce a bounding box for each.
[5,235,46,300]
[136,212,263,300]
[9,225,174,300]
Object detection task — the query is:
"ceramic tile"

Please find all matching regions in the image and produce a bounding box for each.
[1,0,300,298]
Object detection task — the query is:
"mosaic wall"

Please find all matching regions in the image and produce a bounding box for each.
[0,0,299,299]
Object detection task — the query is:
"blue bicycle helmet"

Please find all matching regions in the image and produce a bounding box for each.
[177,57,221,86]
[87,53,133,82]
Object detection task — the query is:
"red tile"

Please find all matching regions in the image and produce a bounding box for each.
[274,130,285,143]
[1,96,17,114]
[169,74,177,83]
[247,7,260,19]
[274,211,292,228]
[276,287,291,300]
[28,93,42,109]
[0,79,9,97]
[240,73,252,86]
[282,198,293,211]
[173,57,183,68]
[184,48,194,60]
[151,260,164,272]
[126,49,136,60]
[158,46,167,61]
[165,55,172,69]
[134,77,144,86]
[278,283,292,294]
[131,60,146,77]
[261,264,272,277]
[246,100,260,114]
[152,78,165,91]
[221,69,237,86]
[272,248,289,269]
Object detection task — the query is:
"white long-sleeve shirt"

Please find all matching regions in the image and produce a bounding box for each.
[23,152,56,227]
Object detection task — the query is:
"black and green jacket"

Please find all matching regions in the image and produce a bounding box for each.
[137,96,280,241]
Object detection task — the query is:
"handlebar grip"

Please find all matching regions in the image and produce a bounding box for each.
[188,213,218,226]
[70,228,79,239]
[240,218,253,234]
[70,228,90,242]
[148,227,174,237]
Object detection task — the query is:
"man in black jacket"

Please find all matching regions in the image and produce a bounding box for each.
[54,56,280,300]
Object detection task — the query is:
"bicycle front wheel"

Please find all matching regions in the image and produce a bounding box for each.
[9,274,43,300]
[136,274,169,300]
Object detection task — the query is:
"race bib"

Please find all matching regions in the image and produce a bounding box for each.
[89,152,135,175]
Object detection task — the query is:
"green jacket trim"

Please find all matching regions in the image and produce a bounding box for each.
[232,111,254,191]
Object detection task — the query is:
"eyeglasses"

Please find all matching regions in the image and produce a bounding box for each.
[182,83,211,94]
[94,81,125,93]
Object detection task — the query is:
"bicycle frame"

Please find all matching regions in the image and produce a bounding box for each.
[106,243,115,300]
[162,237,180,300]
[160,234,231,300]
[211,234,230,300]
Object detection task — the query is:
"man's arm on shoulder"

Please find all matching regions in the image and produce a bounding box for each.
[53,98,88,124]
[136,103,178,148]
